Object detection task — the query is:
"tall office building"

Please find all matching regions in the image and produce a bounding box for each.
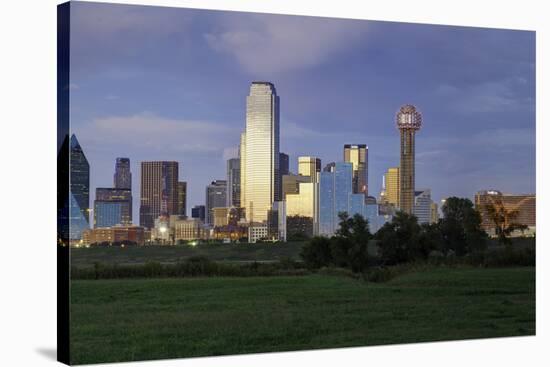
[94,188,132,226]
[384,167,400,207]
[241,81,280,222]
[177,181,187,216]
[475,190,536,235]
[344,144,368,195]
[282,173,310,198]
[69,134,90,240]
[114,157,131,190]
[206,180,227,225]
[298,156,321,181]
[319,162,354,236]
[139,161,179,229]
[191,205,206,223]
[240,132,247,215]
[226,158,241,208]
[414,189,432,224]
[396,105,422,214]
[279,152,289,176]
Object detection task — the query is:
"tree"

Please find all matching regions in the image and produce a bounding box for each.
[484,198,528,246]
[440,197,487,255]
[375,211,422,264]
[300,236,332,269]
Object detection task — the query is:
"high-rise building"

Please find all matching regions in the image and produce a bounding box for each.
[396,105,422,214]
[286,182,318,219]
[241,81,280,222]
[430,202,439,224]
[226,158,241,208]
[384,167,400,207]
[279,152,289,176]
[177,181,187,217]
[344,144,368,195]
[268,201,287,241]
[139,161,179,229]
[94,188,132,227]
[319,162,354,236]
[282,173,311,198]
[69,134,90,240]
[114,157,131,190]
[206,180,227,225]
[191,205,206,222]
[414,189,432,224]
[474,190,536,235]
[298,156,321,181]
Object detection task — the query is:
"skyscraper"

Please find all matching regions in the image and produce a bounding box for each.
[206,180,227,225]
[298,156,321,180]
[344,144,368,195]
[191,205,206,223]
[384,167,400,207]
[242,81,280,222]
[94,188,132,226]
[114,157,131,190]
[414,189,432,224]
[226,158,241,208]
[319,162,354,236]
[69,134,90,239]
[279,152,289,176]
[177,181,187,216]
[139,161,179,229]
[396,105,422,214]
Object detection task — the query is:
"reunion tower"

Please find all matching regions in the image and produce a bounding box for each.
[396,104,422,215]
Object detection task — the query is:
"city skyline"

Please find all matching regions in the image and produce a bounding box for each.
[68,2,535,220]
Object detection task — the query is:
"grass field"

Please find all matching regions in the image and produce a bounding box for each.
[70,242,306,267]
[70,267,535,365]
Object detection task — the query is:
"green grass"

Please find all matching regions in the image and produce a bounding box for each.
[70,242,306,267]
[70,267,535,364]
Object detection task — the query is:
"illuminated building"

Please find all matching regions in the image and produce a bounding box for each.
[82,225,146,246]
[69,134,90,240]
[114,157,131,190]
[172,218,208,242]
[205,180,227,225]
[241,82,280,222]
[139,161,179,229]
[344,144,368,195]
[282,173,310,198]
[384,167,400,207]
[177,181,187,217]
[298,156,321,181]
[94,187,132,226]
[396,105,422,214]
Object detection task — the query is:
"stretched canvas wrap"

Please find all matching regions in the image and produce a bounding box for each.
[57,1,536,365]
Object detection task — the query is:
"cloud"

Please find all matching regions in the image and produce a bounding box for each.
[79,112,237,156]
[205,14,368,74]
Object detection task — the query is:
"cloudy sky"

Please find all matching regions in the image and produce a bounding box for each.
[69,1,536,220]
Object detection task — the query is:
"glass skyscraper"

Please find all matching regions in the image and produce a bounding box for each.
[205,180,227,225]
[344,144,368,196]
[94,201,124,228]
[241,82,280,223]
[95,187,132,226]
[319,162,354,236]
[69,134,90,240]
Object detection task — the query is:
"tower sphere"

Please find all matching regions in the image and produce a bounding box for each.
[396,104,422,130]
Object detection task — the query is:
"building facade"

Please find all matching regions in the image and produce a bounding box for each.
[344,144,368,196]
[396,105,422,215]
[114,157,131,190]
[319,162,354,236]
[139,161,179,229]
[191,205,206,222]
[383,167,400,207]
[177,181,187,217]
[206,180,227,225]
[69,134,90,240]
[298,156,321,181]
[282,173,311,198]
[241,82,280,223]
[82,225,146,246]
[226,158,241,208]
[414,189,432,224]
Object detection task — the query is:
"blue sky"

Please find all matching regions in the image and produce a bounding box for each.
[68,1,536,220]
